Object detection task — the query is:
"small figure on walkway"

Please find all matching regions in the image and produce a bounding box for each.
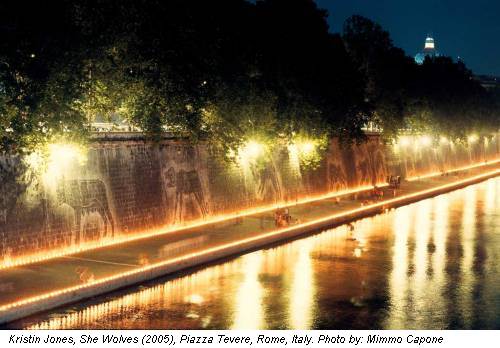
[76,266,95,284]
[387,175,401,189]
[274,209,281,227]
[235,215,244,225]
[275,208,292,227]
[284,207,292,224]
[138,253,150,266]
[346,223,356,241]
[372,186,384,200]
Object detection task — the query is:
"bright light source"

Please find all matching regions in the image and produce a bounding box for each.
[288,139,318,167]
[239,140,264,163]
[468,134,478,144]
[399,136,411,147]
[47,144,87,167]
[243,141,262,158]
[419,135,432,147]
[297,141,315,155]
[439,136,449,145]
[43,143,87,187]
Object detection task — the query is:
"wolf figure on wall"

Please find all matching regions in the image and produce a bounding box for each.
[171,168,208,221]
[253,161,283,204]
[161,145,210,224]
[325,141,349,192]
[352,139,388,186]
[0,133,499,262]
[55,179,115,244]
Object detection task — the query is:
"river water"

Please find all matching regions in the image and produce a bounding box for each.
[9,177,500,329]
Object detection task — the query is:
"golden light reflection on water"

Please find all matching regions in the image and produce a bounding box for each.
[386,205,412,328]
[460,185,477,327]
[26,262,236,330]
[414,199,432,284]
[231,252,264,329]
[17,178,500,330]
[484,179,496,215]
[430,194,450,324]
[288,238,315,329]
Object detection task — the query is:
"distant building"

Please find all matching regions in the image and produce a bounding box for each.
[415,36,440,64]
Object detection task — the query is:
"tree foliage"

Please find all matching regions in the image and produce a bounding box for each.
[0,2,498,155]
[343,15,499,142]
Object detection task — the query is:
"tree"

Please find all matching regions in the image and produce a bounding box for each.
[1,1,496,156]
[343,15,417,140]
[412,57,498,140]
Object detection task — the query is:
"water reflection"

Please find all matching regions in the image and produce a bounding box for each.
[460,186,477,327]
[11,177,500,330]
[288,239,315,329]
[386,205,411,329]
[231,252,264,329]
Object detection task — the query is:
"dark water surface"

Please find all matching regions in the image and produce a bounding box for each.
[8,177,500,329]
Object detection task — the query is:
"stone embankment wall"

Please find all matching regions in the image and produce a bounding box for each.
[0,134,498,261]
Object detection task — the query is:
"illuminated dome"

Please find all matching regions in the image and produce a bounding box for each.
[415,35,440,64]
[424,37,435,50]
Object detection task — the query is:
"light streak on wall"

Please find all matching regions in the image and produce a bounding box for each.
[406,158,500,182]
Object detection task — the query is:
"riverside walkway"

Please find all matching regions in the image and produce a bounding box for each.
[0,161,499,324]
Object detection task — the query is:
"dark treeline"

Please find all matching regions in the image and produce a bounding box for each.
[0,0,498,153]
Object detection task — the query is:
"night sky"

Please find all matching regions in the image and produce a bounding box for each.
[315,0,500,76]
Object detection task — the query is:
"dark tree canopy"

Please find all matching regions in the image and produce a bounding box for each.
[0,2,498,154]
[343,15,498,141]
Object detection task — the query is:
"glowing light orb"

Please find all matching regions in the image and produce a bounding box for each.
[468,134,478,144]
[419,135,432,147]
[240,141,263,159]
[297,141,315,155]
[237,141,265,168]
[43,143,87,187]
[398,136,411,147]
[288,139,319,168]
[47,143,86,166]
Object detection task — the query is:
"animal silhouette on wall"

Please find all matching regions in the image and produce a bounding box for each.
[326,150,348,192]
[354,143,387,186]
[164,167,208,223]
[245,160,282,203]
[56,179,114,244]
